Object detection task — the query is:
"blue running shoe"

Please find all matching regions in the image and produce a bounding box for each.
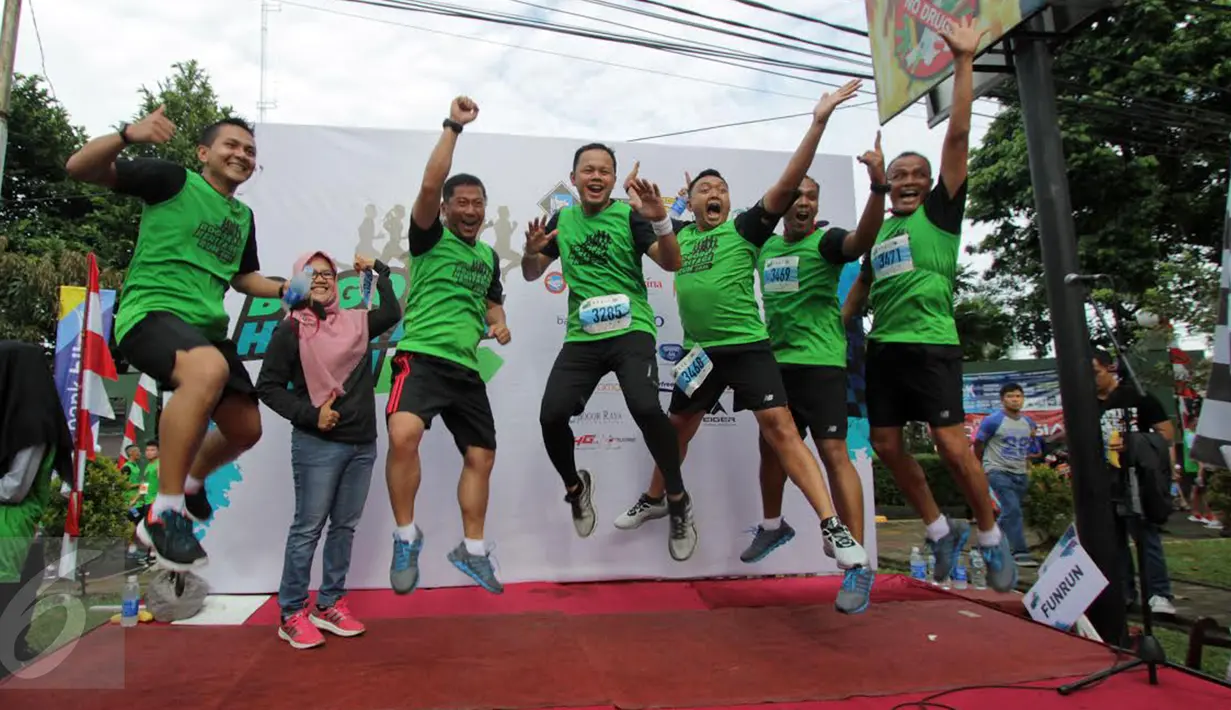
[390,528,423,595]
[739,521,796,563]
[927,518,970,583]
[979,534,1018,592]
[836,566,875,615]
[447,542,504,594]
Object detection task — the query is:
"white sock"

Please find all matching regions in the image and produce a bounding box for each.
[762,517,782,531]
[151,493,185,516]
[396,523,419,541]
[977,525,1003,548]
[184,476,204,494]
[924,516,951,542]
[464,538,487,556]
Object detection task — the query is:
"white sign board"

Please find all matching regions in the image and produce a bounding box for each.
[1024,525,1109,630]
[184,123,874,594]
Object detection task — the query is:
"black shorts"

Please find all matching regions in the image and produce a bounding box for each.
[776,365,848,440]
[386,351,497,453]
[127,504,149,524]
[668,340,788,416]
[539,330,663,423]
[117,312,254,397]
[865,341,965,428]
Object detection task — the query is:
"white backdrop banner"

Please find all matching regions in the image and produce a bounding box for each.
[189,124,876,593]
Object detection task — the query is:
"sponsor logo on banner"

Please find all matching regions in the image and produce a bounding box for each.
[596,381,622,394]
[544,271,566,294]
[604,435,637,450]
[654,314,666,328]
[658,343,685,363]
[891,0,978,82]
[645,278,663,291]
[570,410,626,424]
[575,433,601,450]
[538,181,577,215]
[704,401,738,426]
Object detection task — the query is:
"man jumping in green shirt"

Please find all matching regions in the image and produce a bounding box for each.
[66,108,303,571]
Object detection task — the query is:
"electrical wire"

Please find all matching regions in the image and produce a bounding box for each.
[722,0,870,37]
[27,0,56,100]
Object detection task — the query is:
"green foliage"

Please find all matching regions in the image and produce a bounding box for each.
[1023,465,1075,546]
[872,453,967,510]
[966,1,1231,355]
[41,455,133,544]
[126,60,246,170]
[1206,467,1231,526]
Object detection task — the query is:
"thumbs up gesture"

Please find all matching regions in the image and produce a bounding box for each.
[317,395,341,432]
[126,105,177,145]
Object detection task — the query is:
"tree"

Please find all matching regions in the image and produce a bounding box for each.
[966,0,1231,355]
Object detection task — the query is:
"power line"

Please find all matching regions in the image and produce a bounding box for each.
[722,0,869,37]
[27,0,55,100]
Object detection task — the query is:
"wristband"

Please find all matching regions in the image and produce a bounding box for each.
[870,183,891,195]
[652,217,673,237]
[443,118,464,134]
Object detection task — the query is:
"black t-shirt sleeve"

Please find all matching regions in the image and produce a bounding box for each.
[922,177,967,235]
[1138,393,1169,430]
[408,215,445,257]
[628,211,658,257]
[113,158,188,204]
[486,250,505,304]
[237,217,260,274]
[733,199,784,248]
[540,212,561,259]
[819,227,857,265]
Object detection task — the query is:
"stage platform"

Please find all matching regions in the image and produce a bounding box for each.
[3,575,1228,709]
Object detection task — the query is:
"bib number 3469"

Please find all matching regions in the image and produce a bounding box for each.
[579,294,632,335]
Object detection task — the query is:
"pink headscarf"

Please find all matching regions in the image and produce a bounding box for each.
[287,251,370,407]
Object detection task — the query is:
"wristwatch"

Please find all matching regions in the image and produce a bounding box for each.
[871,183,891,195]
[443,118,464,134]
[117,123,132,145]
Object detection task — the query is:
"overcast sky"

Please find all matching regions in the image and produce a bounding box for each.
[16,0,1001,267]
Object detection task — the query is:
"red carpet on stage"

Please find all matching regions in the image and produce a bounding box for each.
[4,575,1229,710]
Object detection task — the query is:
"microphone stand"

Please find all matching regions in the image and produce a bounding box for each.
[1059,277,1231,693]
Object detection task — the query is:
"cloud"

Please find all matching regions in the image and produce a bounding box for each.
[17,0,999,268]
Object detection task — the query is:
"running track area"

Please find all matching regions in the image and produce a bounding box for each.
[3,574,1228,709]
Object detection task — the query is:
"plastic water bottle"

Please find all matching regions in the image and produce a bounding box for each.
[121,575,140,628]
[909,546,927,581]
[283,266,313,306]
[970,551,988,590]
[669,195,688,219]
[926,551,937,585]
[952,554,969,590]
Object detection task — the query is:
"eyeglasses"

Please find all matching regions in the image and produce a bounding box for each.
[311,270,336,281]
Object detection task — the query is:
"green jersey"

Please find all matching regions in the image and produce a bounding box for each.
[862,181,967,345]
[127,460,158,506]
[112,159,260,343]
[543,201,659,343]
[758,227,856,367]
[397,217,503,372]
[674,202,779,348]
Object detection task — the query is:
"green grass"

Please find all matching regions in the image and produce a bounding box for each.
[1161,538,1231,588]
[1154,625,1230,678]
[24,592,119,657]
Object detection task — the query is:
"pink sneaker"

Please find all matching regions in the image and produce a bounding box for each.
[310,599,366,637]
[278,609,325,650]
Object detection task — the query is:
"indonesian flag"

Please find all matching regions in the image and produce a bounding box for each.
[118,374,157,467]
[60,254,118,578]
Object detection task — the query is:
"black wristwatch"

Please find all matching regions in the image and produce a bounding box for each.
[870,183,891,195]
[117,123,132,145]
[443,118,464,134]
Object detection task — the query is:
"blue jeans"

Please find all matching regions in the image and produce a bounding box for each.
[1119,518,1173,603]
[987,470,1030,555]
[277,430,376,616]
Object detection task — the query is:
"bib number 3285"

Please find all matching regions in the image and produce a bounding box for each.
[672,345,713,397]
[871,234,914,279]
[579,294,632,335]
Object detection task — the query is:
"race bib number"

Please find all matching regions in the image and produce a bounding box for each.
[871,235,914,279]
[672,345,713,398]
[579,294,632,335]
[138,483,149,496]
[762,256,800,293]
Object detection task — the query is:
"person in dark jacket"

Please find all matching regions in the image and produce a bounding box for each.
[256,252,400,650]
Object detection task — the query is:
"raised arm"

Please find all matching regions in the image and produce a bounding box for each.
[411,97,479,232]
[359,257,401,336]
[842,132,888,259]
[936,17,987,198]
[65,106,176,188]
[521,215,559,281]
[762,80,862,215]
[623,162,681,272]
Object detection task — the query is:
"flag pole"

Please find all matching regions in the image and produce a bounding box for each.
[59,268,93,583]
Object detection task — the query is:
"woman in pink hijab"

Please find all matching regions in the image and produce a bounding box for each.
[256,251,400,650]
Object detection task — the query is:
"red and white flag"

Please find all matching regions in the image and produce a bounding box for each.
[63,253,118,550]
[118,374,157,467]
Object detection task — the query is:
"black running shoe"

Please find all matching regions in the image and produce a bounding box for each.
[137,509,208,571]
[185,488,213,522]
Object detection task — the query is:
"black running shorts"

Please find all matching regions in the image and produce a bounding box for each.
[775,364,849,440]
[668,340,788,416]
[864,341,965,428]
[118,312,255,397]
[385,351,497,453]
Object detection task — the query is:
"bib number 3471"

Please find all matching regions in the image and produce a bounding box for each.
[579,294,632,335]
[871,234,914,279]
[672,345,713,397]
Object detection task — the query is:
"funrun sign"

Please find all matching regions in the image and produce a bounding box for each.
[230,266,504,388]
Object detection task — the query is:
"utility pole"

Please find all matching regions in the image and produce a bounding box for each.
[1014,14,1125,644]
[0,0,22,188]
[258,0,280,123]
